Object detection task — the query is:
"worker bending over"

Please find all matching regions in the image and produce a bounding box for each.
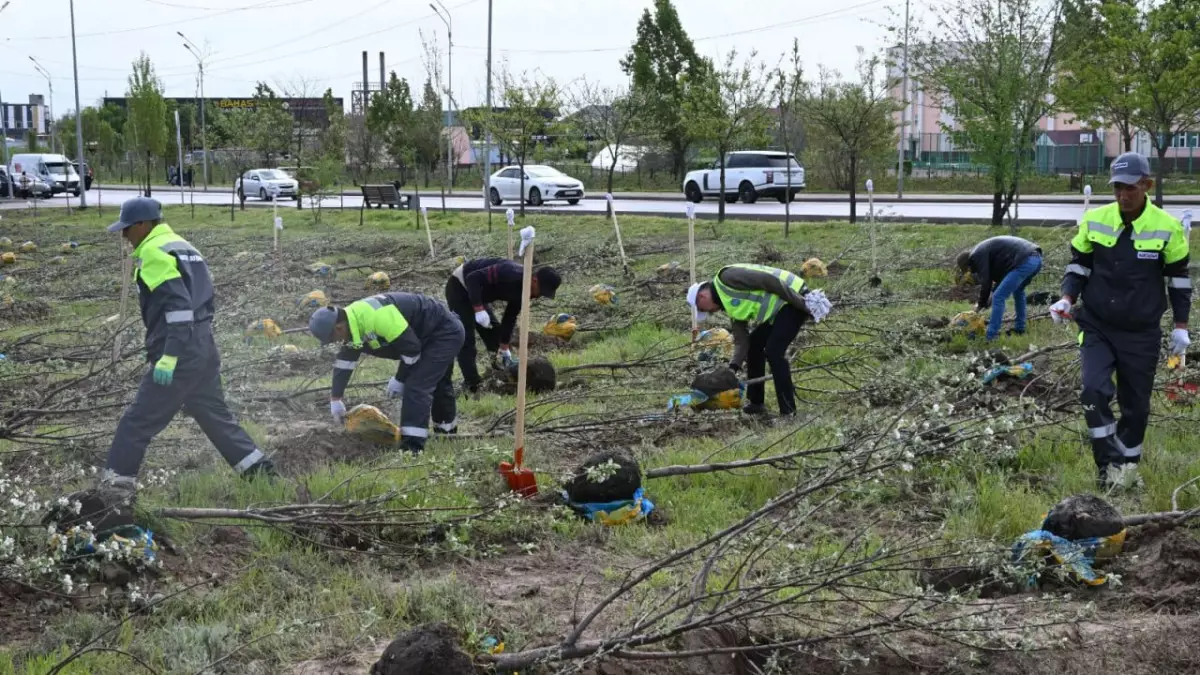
[309,292,464,453]
[99,197,275,506]
[687,264,832,417]
[1051,152,1191,487]
[955,236,1043,340]
[445,257,561,392]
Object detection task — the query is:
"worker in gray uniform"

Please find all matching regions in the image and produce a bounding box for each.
[309,291,465,453]
[98,197,275,508]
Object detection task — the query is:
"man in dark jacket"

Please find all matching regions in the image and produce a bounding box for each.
[309,292,464,452]
[687,264,832,417]
[1051,152,1191,488]
[99,197,275,506]
[955,236,1043,340]
[444,258,561,392]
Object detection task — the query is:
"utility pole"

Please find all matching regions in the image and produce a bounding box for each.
[897,0,909,199]
[70,0,86,207]
[30,58,54,154]
[484,0,493,226]
[0,87,10,199]
[431,0,453,194]
[180,33,208,191]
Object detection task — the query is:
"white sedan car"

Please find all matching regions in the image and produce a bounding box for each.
[488,165,585,206]
[236,168,299,201]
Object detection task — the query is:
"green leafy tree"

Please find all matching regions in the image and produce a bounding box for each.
[367,72,417,183]
[1055,0,1139,153]
[414,78,444,187]
[684,50,776,223]
[800,51,899,224]
[247,82,293,167]
[58,108,121,167]
[318,88,346,162]
[126,52,168,196]
[910,0,1064,228]
[212,108,257,217]
[163,100,196,171]
[1128,0,1200,205]
[621,0,709,180]
[466,68,559,217]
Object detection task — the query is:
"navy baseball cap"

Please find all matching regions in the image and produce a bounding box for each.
[1109,152,1151,186]
[308,306,340,344]
[107,196,163,233]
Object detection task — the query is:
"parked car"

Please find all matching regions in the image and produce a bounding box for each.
[9,153,81,196]
[71,161,93,190]
[0,166,53,199]
[488,165,585,206]
[235,168,299,201]
[683,151,806,204]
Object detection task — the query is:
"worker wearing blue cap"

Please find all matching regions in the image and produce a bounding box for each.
[96,197,275,509]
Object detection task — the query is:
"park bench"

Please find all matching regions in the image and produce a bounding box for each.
[359,183,418,224]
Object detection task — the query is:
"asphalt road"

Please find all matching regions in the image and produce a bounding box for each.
[4,187,1196,226]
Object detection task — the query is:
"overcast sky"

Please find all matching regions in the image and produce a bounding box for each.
[0,0,899,113]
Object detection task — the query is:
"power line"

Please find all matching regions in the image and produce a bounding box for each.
[5,0,319,41]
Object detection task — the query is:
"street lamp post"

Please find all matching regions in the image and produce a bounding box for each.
[0,3,9,198]
[430,0,453,194]
[484,0,493,224]
[180,33,209,191]
[29,57,54,154]
[70,0,87,207]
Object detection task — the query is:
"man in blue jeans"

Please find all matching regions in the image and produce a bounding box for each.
[955,236,1043,340]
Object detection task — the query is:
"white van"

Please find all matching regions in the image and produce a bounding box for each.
[9,153,81,196]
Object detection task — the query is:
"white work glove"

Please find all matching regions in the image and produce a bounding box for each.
[386,376,405,399]
[497,346,514,367]
[1049,298,1073,324]
[518,225,536,257]
[505,208,515,228]
[474,310,492,328]
[803,289,833,323]
[401,353,421,366]
[330,399,347,424]
[1172,328,1191,356]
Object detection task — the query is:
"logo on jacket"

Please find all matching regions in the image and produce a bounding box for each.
[1137,251,1160,260]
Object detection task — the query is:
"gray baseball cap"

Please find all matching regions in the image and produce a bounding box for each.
[1109,152,1151,186]
[107,196,163,233]
[308,306,340,344]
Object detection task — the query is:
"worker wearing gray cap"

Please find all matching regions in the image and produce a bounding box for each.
[96,197,275,510]
[309,292,464,453]
[1052,152,1192,488]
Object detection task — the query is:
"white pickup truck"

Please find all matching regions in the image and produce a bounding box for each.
[682,151,806,204]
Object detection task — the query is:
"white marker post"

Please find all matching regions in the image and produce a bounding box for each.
[1083,184,1092,214]
[273,213,283,259]
[1183,209,1193,238]
[421,205,435,259]
[686,202,697,334]
[506,208,515,258]
[272,199,281,257]
[866,179,877,277]
[606,193,629,275]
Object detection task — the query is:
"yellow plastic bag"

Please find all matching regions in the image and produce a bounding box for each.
[297,290,328,309]
[244,318,282,340]
[49,256,65,265]
[543,313,578,341]
[0,237,11,250]
[695,388,743,411]
[61,242,78,254]
[344,404,401,444]
[18,241,36,253]
[276,344,301,355]
[1,252,16,265]
[692,328,734,363]
[656,261,681,276]
[800,257,828,278]
[590,284,618,306]
[308,262,333,277]
[950,311,987,338]
[366,271,391,291]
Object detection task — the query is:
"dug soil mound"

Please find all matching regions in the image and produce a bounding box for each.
[0,299,51,322]
[691,367,740,397]
[1118,524,1200,608]
[1042,495,1124,540]
[270,424,394,476]
[564,452,642,504]
[369,622,474,675]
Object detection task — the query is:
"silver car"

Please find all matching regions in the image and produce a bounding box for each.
[236,168,300,202]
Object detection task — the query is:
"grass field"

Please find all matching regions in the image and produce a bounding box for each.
[1,205,1199,674]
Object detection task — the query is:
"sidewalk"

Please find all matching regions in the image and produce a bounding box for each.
[102,183,1200,206]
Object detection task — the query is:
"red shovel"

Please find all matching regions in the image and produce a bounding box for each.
[498,233,539,497]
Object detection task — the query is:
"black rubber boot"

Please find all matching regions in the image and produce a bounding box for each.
[242,459,278,480]
[742,403,769,416]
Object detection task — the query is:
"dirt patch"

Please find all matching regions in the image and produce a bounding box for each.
[1042,495,1124,540]
[752,243,785,265]
[1118,524,1200,608]
[269,423,395,476]
[369,622,474,675]
[582,627,759,675]
[0,298,51,322]
[945,283,979,302]
[651,412,753,447]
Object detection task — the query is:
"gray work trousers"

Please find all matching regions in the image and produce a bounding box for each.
[1079,321,1160,469]
[398,315,465,450]
[105,325,264,478]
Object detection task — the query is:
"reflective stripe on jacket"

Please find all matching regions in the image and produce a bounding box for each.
[713,264,805,324]
[133,223,214,361]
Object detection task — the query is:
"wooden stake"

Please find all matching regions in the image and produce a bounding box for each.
[866,179,877,277]
[421,206,435,259]
[506,208,515,258]
[1083,184,1092,214]
[514,237,535,456]
[687,202,697,334]
[606,193,629,275]
[113,239,132,364]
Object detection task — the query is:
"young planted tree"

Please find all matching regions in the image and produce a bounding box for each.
[1127,0,1200,206]
[684,51,775,224]
[278,75,324,172]
[1055,0,1139,154]
[800,51,899,224]
[414,79,444,188]
[621,0,708,180]
[467,68,559,217]
[125,53,168,196]
[368,72,417,184]
[212,108,258,217]
[247,83,293,168]
[568,79,646,208]
[910,0,1064,228]
[775,39,806,237]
